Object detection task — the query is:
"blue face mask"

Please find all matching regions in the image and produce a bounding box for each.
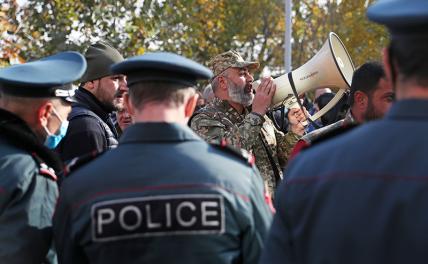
[43,107,69,149]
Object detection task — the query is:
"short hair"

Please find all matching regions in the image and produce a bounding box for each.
[349,62,385,106]
[128,81,195,109]
[202,84,213,99]
[210,70,231,93]
[316,92,349,126]
[389,37,428,87]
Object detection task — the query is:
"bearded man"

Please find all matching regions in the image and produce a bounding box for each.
[57,42,127,162]
[291,61,394,157]
[191,50,306,198]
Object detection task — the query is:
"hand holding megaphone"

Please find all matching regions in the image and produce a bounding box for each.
[288,107,309,135]
[252,32,355,127]
[251,77,276,116]
[253,78,309,128]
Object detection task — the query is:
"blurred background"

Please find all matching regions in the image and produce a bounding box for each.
[0,0,387,84]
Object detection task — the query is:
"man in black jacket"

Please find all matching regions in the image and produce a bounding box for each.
[57,42,127,162]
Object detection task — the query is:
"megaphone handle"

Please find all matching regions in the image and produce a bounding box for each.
[286,72,310,127]
[309,88,346,122]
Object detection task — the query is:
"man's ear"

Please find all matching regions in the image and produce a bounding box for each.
[123,92,134,116]
[37,101,53,127]
[218,76,229,92]
[354,90,368,111]
[84,80,98,91]
[184,93,198,118]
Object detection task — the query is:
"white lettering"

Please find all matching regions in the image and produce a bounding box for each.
[97,208,115,234]
[165,202,172,228]
[201,201,219,226]
[176,202,196,227]
[145,204,161,229]
[119,205,142,231]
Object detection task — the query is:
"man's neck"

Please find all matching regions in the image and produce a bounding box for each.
[132,105,187,125]
[395,81,428,100]
[349,108,364,124]
[227,100,245,114]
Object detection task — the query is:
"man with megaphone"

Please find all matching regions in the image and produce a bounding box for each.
[191,50,307,198]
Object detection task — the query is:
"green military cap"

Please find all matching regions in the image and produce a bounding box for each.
[80,41,124,83]
[208,50,259,78]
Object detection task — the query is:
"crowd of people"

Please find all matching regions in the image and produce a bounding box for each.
[0,0,427,263]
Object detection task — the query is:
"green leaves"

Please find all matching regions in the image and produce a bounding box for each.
[3,0,388,79]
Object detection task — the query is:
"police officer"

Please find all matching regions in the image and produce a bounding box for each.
[0,52,86,263]
[53,52,272,264]
[261,0,428,263]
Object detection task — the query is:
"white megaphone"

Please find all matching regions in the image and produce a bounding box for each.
[253,32,355,124]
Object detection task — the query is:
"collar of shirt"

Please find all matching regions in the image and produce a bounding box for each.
[74,87,112,120]
[119,122,202,144]
[386,99,428,121]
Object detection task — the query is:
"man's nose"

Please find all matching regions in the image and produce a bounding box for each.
[119,80,128,92]
[245,72,254,82]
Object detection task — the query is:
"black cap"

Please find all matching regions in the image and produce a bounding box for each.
[367,0,428,38]
[0,51,86,102]
[80,41,124,83]
[111,52,213,87]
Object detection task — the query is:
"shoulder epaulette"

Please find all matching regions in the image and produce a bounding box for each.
[310,123,359,147]
[210,138,255,167]
[31,152,58,181]
[63,150,104,177]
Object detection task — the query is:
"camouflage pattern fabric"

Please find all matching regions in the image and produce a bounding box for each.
[208,50,259,77]
[191,98,300,197]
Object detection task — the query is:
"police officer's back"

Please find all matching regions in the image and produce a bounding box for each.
[0,52,86,263]
[261,0,428,263]
[53,53,272,264]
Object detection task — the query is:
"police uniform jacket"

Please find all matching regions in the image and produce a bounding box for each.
[57,87,118,162]
[261,100,428,264]
[54,122,272,264]
[0,109,60,264]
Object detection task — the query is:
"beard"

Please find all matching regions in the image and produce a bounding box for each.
[227,80,254,107]
[101,99,118,113]
[363,99,382,121]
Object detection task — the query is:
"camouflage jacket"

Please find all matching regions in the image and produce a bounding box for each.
[190,98,300,197]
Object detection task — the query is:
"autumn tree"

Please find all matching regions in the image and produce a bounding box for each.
[3,0,388,74]
[5,0,161,60]
[292,0,388,69]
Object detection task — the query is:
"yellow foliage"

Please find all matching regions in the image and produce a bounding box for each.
[137,47,145,55]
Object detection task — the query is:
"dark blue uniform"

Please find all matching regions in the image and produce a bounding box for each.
[0,51,86,263]
[54,123,272,264]
[261,100,428,264]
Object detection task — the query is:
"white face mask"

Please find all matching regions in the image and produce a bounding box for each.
[43,107,69,149]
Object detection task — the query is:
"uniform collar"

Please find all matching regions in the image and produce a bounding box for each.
[0,109,63,172]
[386,99,428,120]
[120,122,202,143]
